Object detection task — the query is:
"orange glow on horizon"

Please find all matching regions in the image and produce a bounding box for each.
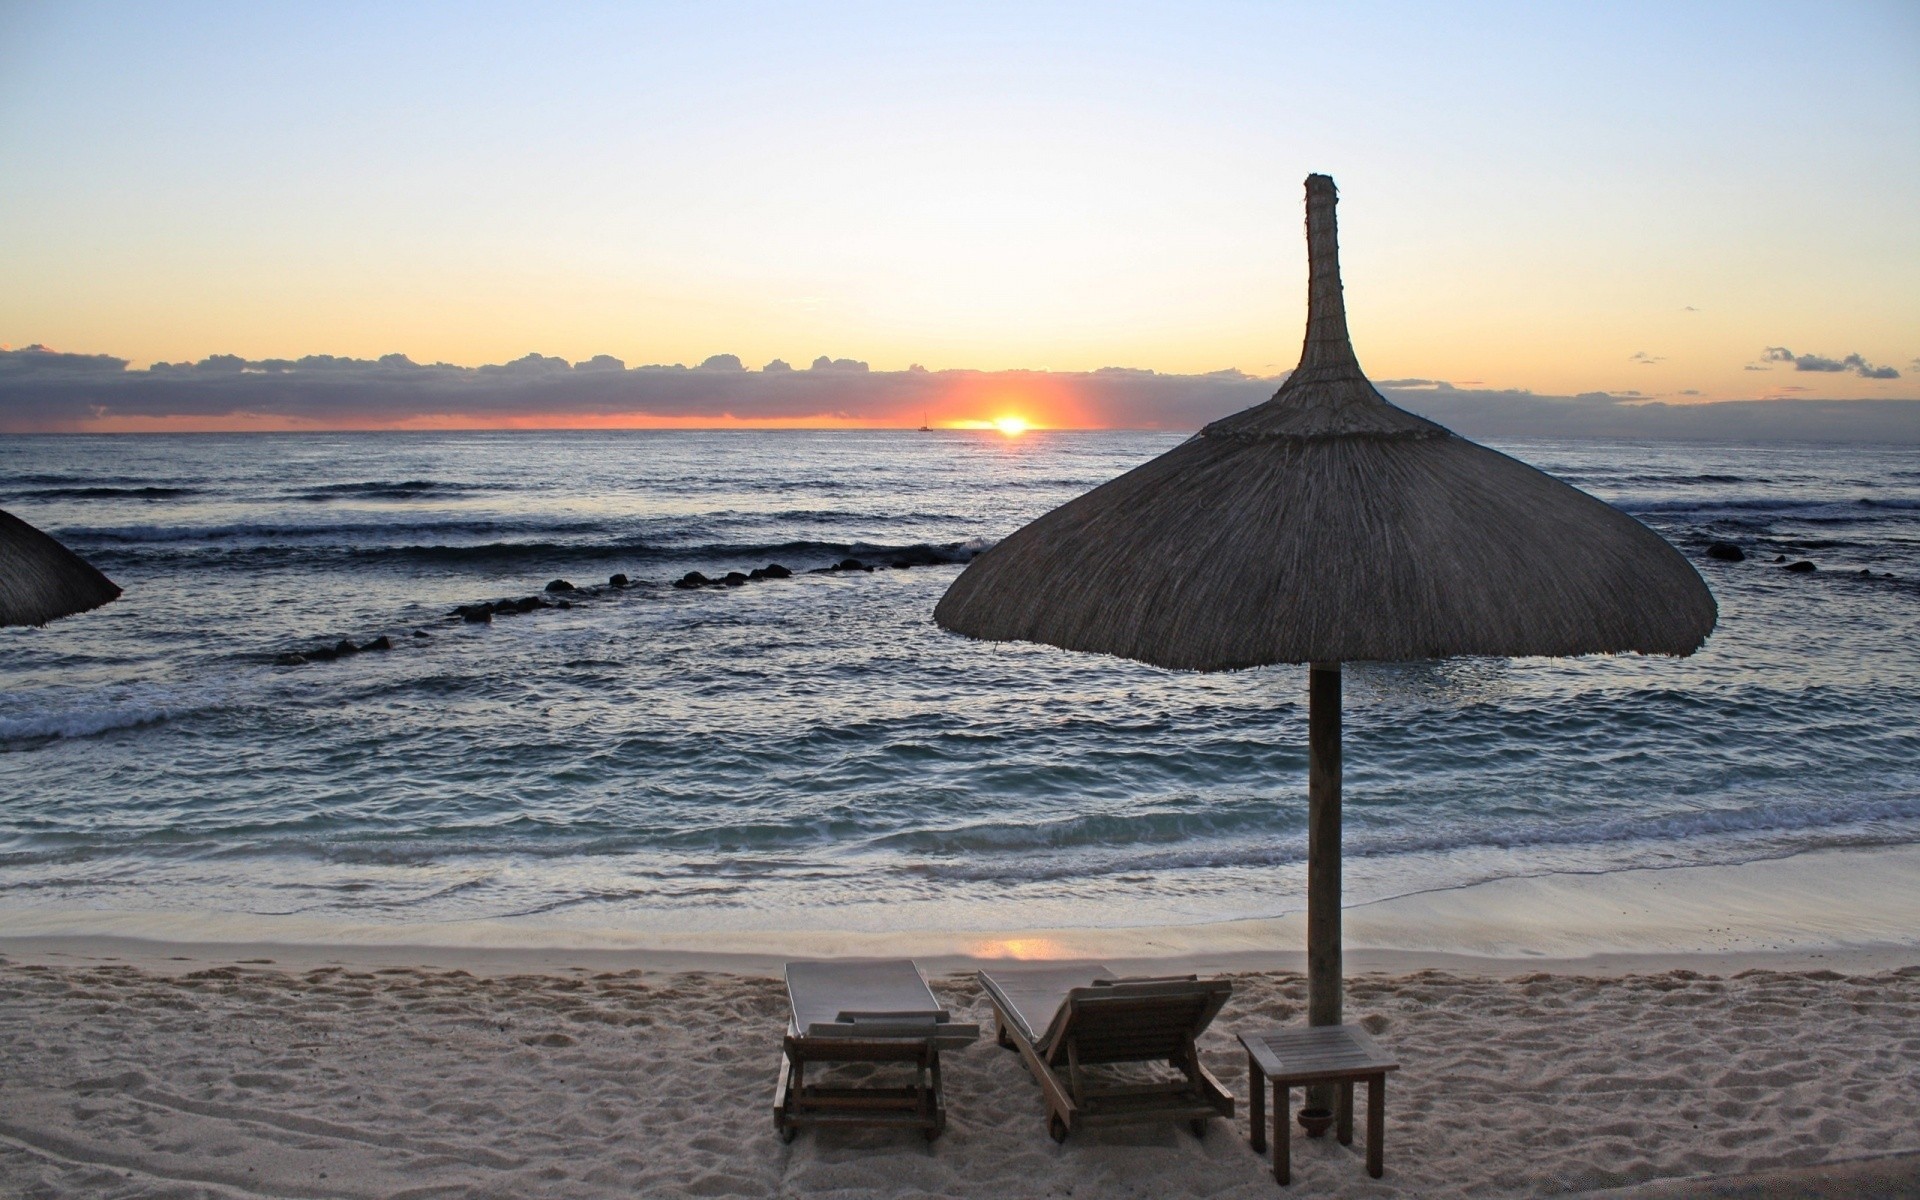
[42,410,955,434]
[948,414,1037,435]
[19,373,1110,435]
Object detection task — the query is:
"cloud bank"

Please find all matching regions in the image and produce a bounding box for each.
[2,345,1917,443]
[1760,346,1901,379]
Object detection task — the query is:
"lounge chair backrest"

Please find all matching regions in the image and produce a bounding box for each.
[1052,979,1231,1064]
[788,960,980,1047]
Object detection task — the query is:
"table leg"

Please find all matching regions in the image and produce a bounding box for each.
[1275,1083,1290,1186]
[1337,1080,1353,1146]
[1367,1074,1385,1179]
[1249,1053,1267,1154]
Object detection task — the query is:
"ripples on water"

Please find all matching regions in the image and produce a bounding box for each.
[2,431,1917,937]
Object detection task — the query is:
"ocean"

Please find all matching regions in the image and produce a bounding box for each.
[2,430,1917,944]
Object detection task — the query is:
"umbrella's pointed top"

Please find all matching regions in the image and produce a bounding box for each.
[1204,174,1444,443]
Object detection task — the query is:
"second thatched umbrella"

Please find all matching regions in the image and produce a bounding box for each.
[1,508,122,627]
[936,174,1715,1118]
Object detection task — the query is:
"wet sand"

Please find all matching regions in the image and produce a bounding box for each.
[3,845,1918,1197]
[3,945,1917,1198]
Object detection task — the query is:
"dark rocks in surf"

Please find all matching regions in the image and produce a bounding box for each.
[749,563,792,580]
[413,629,431,638]
[837,558,870,572]
[1773,554,1787,563]
[673,571,711,589]
[722,571,749,586]
[609,573,629,587]
[1706,542,1745,562]
[278,631,394,667]
[545,579,574,593]
[458,604,493,622]
[1784,560,1817,573]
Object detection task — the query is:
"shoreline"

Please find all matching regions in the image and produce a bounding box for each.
[5,842,1917,979]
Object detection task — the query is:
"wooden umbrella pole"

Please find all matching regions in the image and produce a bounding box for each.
[1304,660,1343,1129]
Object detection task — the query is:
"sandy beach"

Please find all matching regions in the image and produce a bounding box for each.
[5,848,1919,1199]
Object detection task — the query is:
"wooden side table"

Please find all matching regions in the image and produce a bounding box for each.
[1238,1024,1399,1186]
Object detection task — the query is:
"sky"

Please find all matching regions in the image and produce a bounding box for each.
[2,1,1916,431]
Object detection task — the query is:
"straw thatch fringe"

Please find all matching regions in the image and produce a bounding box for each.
[1,508,122,627]
[935,173,1716,669]
[934,432,1713,668]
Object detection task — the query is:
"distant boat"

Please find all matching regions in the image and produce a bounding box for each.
[918,410,931,432]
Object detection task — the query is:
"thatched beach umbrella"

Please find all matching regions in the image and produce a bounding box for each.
[1,508,122,627]
[936,175,1715,1118]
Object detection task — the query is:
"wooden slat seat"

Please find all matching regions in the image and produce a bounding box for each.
[978,966,1234,1143]
[774,959,978,1142]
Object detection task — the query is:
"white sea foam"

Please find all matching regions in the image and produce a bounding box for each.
[0,701,172,742]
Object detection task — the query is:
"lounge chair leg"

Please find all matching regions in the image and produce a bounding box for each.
[774,1051,796,1141]
[1190,1117,1209,1139]
[1049,1113,1069,1144]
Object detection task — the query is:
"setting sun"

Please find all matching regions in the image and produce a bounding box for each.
[993,416,1030,436]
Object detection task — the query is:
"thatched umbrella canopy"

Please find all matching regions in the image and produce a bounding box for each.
[936,175,1715,1115]
[1,508,122,627]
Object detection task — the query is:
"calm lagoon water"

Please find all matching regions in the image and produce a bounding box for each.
[2,431,1917,941]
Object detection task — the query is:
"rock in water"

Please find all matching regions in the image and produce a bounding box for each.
[1706,542,1745,562]
[545,579,574,593]
[609,573,629,587]
[673,571,710,589]
[1784,560,1817,573]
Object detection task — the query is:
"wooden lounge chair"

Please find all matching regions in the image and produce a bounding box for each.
[775,959,979,1142]
[978,965,1234,1142]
